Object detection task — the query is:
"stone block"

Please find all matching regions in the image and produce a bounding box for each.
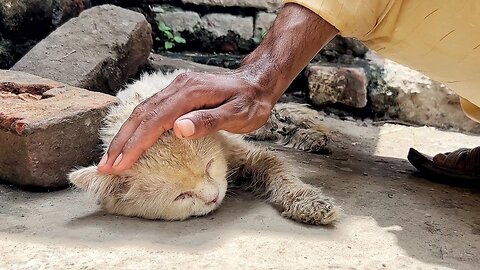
[12,5,152,94]
[201,13,254,40]
[0,70,117,188]
[155,9,201,33]
[254,12,276,37]
[147,54,228,73]
[370,59,480,133]
[182,0,281,10]
[307,64,368,108]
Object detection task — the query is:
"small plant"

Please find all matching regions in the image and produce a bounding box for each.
[157,21,186,50]
[252,30,268,45]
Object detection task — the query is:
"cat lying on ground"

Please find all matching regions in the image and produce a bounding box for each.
[69,70,338,225]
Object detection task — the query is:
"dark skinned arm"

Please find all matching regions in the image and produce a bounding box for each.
[98,3,339,174]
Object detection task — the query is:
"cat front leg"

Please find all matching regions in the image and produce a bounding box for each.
[278,127,329,153]
[246,103,330,153]
[225,136,339,225]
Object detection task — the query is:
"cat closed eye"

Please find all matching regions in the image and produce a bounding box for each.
[175,192,194,201]
[205,159,214,177]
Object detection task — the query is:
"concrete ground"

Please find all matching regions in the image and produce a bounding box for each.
[1,116,479,270]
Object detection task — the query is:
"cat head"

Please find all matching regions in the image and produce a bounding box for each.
[69,134,228,220]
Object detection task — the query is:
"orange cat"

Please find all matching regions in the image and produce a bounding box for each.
[69,70,338,225]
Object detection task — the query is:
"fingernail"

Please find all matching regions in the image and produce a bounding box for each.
[98,153,108,167]
[176,119,195,138]
[113,153,123,168]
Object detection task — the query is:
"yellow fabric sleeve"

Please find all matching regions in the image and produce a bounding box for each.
[460,98,480,124]
[282,0,401,41]
[283,0,480,123]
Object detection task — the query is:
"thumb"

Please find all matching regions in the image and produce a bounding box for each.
[173,108,228,139]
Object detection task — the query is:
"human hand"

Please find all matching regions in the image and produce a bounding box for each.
[97,70,275,173]
[97,2,338,174]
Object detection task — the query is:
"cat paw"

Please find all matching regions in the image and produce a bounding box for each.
[286,129,329,153]
[281,195,339,225]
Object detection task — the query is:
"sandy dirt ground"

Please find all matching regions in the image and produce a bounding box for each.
[1,116,479,270]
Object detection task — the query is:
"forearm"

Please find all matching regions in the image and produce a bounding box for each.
[239,3,338,104]
[99,3,339,173]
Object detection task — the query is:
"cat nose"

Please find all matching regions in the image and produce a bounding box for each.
[200,192,219,205]
[209,195,219,204]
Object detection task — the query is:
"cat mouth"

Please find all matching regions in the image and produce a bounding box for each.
[175,192,219,205]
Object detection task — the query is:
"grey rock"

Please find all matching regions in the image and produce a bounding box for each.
[182,0,281,10]
[12,5,152,94]
[160,52,244,69]
[155,8,201,33]
[255,12,276,37]
[201,13,254,40]
[307,64,368,108]
[147,53,228,73]
[370,59,480,133]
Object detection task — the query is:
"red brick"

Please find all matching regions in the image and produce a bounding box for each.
[307,64,368,108]
[0,70,117,188]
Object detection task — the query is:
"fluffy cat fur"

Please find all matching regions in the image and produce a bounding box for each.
[247,102,329,153]
[69,70,338,225]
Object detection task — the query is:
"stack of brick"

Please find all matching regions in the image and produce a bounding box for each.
[1,5,152,188]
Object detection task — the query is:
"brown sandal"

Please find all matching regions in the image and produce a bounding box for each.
[407,147,480,183]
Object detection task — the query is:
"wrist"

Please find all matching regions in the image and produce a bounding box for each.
[236,57,285,105]
[236,4,338,106]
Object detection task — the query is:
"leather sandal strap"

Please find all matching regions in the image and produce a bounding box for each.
[465,146,480,172]
[442,148,469,169]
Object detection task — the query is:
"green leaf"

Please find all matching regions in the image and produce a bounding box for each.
[164,41,174,50]
[173,35,186,44]
[158,22,171,32]
[164,30,174,39]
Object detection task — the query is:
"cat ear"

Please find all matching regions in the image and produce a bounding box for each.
[68,166,131,198]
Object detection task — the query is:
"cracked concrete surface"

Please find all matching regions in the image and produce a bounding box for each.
[1,116,479,269]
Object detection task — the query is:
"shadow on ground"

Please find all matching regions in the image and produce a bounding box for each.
[1,116,479,269]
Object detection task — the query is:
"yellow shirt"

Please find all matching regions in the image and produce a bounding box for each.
[284,0,480,122]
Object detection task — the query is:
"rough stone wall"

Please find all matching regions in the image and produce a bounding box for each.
[0,0,91,69]
[2,0,478,133]
[151,0,280,53]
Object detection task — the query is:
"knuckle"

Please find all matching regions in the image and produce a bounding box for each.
[175,72,196,84]
[175,72,190,82]
[174,72,206,97]
[130,104,147,120]
[137,118,157,136]
[144,109,161,122]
